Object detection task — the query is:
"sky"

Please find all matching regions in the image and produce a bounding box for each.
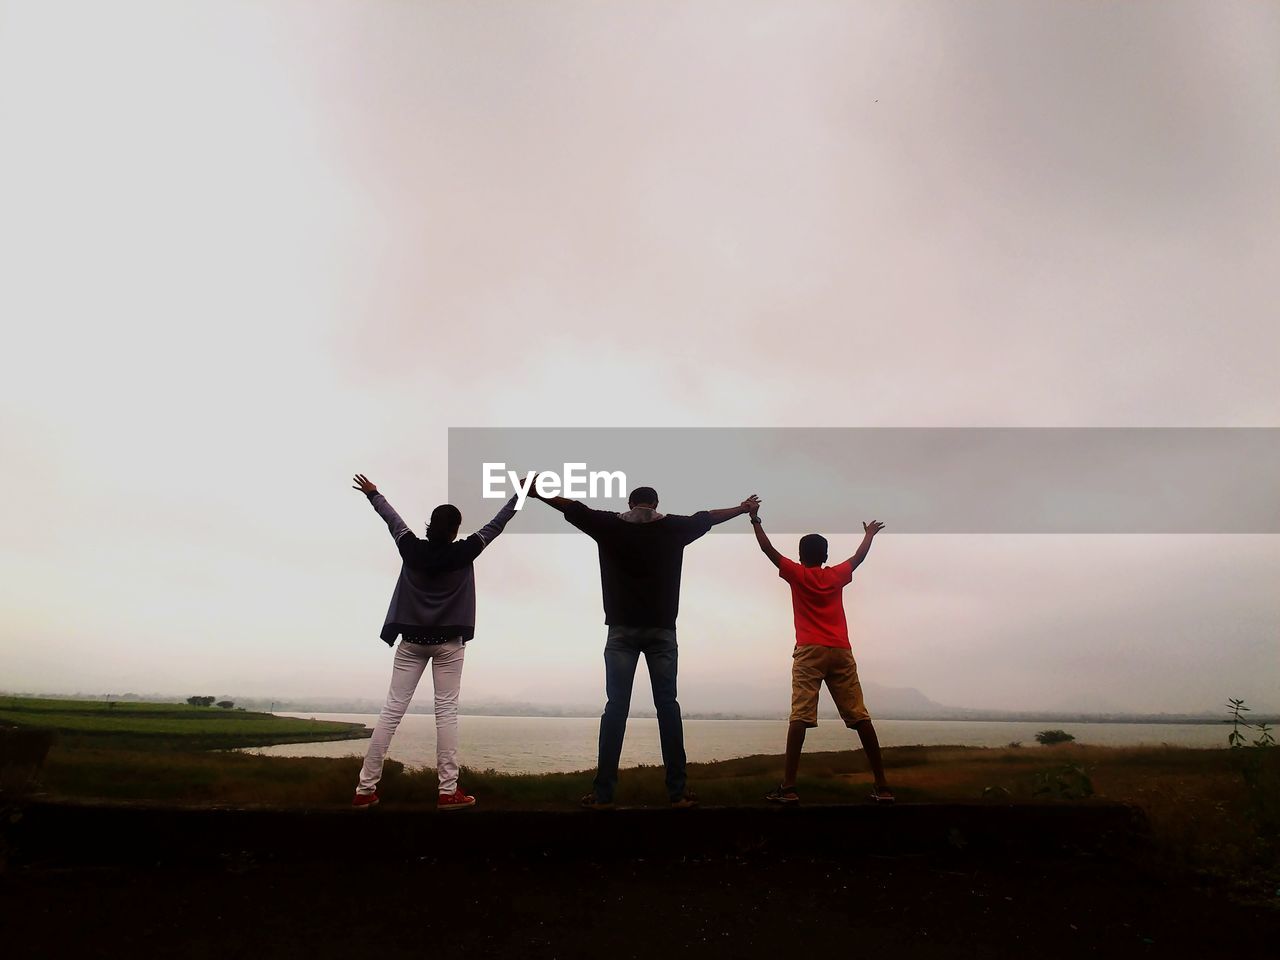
[1,1,1277,715]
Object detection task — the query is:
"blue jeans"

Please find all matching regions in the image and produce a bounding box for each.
[593,625,686,803]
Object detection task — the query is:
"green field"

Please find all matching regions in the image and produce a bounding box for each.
[7,740,1275,885]
[2,696,1277,896]
[0,696,370,750]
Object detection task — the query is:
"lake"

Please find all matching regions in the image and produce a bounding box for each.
[247,713,1234,774]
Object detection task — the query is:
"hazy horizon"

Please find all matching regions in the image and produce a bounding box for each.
[2,670,1270,721]
[2,2,1277,715]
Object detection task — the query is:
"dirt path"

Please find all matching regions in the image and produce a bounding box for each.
[4,850,1276,959]
[5,799,1275,958]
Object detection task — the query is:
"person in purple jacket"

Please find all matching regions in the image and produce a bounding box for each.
[350,473,518,810]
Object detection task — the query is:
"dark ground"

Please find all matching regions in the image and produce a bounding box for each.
[3,801,1277,959]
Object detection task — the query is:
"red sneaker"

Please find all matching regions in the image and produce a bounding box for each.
[438,787,476,810]
[351,791,380,810]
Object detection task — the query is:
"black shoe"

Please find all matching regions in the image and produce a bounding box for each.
[765,785,800,805]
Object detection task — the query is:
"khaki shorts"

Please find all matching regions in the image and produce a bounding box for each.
[790,644,870,728]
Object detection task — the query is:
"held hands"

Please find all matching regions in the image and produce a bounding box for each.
[352,473,378,496]
[742,495,761,516]
[863,520,885,536]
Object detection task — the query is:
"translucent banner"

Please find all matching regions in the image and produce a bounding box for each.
[446,428,1280,533]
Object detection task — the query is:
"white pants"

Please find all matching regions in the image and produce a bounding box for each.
[357,637,466,795]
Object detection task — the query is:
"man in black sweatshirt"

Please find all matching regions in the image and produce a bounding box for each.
[530,483,758,809]
[351,473,518,810]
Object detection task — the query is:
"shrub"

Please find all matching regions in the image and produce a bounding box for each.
[1032,764,1094,800]
[1035,729,1075,746]
[1226,698,1279,854]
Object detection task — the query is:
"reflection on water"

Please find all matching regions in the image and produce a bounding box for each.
[246,714,1231,775]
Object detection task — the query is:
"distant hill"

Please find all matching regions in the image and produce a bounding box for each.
[861,682,955,718]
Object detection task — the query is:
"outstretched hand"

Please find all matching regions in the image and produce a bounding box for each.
[352,473,378,495]
[741,494,761,515]
[863,520,885,536]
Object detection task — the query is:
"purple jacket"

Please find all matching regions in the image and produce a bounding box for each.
[366,492,517,644]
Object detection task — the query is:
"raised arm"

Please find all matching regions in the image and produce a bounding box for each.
[353,473,411,543]
[528,493,578,514]
[844,520,885,572]
[471,495,519,547]
[747,501,783,569]
[704,495,761,527]
[437,494,522,567]
[522,471,586,515]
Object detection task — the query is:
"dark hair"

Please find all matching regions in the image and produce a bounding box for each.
[628,486,659,508]
[798,534,828,566]
[426,504,462,542]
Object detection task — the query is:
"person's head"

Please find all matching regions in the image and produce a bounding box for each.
[798,533,828,567]
[627,486,659,509]
[426,504,462,543]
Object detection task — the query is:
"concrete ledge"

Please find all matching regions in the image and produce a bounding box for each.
[8,798,1151,866]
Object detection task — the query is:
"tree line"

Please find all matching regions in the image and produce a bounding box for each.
[186,696,235,709]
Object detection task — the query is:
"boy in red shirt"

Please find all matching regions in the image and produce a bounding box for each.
[748,502,893,804]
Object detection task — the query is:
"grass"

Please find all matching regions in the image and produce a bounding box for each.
[13,737,1260,814]
[0,696,370,750]
[4,699,1276,898]
[26,740,1278,891]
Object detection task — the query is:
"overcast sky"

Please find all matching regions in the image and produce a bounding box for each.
[1,1,1277,714]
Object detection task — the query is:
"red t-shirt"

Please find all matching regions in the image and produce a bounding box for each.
[778,557,854,649]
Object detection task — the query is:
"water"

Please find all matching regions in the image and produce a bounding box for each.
[248,714,1233,774]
